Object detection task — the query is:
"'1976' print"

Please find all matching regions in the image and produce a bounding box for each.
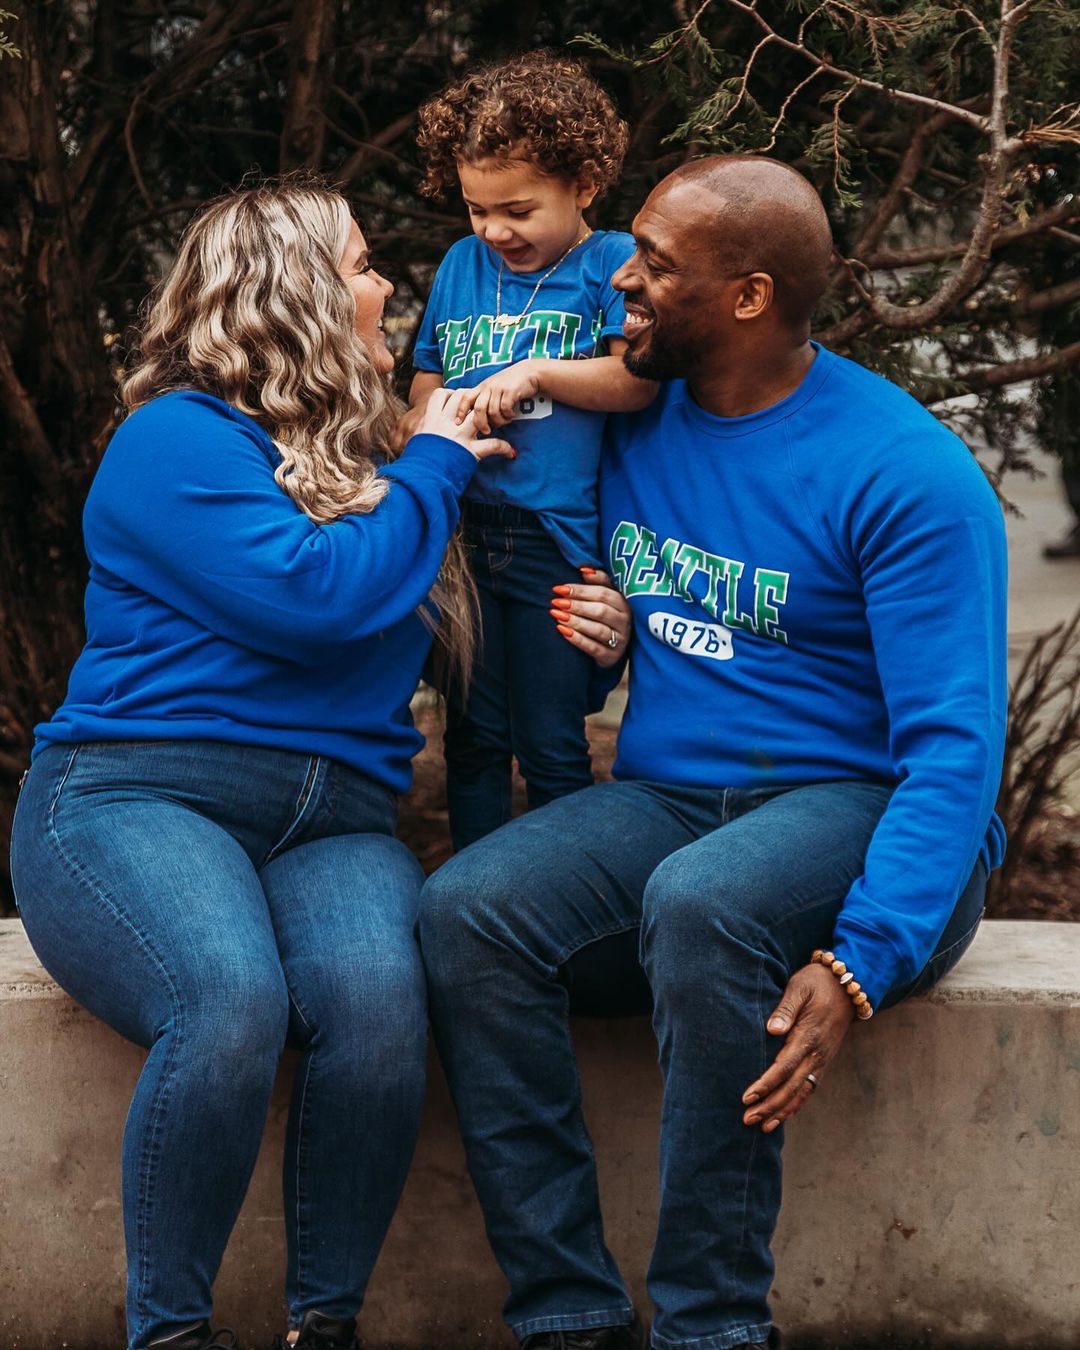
[647,612,734,661]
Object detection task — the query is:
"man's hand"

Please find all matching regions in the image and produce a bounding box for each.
[455,360,545,434]
[741,964,855,1132]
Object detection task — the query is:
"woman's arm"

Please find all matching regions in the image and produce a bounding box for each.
[89,391,509,666]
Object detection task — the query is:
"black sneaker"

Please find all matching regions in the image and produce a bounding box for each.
[271,1310,359,1350]
[521,1311,646,1349]
[148,1325,241,1350]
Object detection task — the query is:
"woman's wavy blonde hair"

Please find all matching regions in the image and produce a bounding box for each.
[122,176,476,684]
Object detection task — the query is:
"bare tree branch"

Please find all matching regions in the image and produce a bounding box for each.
[124,1,276,208]
[863,199,1079,268]
[844,0,1034,331]
[849,111,952,258]
[337,111,419,186]
[984,276,1080,320]
[0,334,54,490]
[959,341,1080,393]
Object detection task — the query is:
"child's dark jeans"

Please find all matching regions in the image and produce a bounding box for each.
[445,501,595,851]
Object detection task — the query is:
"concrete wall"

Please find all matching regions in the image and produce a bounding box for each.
[2,918,1079,1349]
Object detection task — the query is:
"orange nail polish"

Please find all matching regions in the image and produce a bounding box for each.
[552,584,572,596]
[551,597,571,610]
[548,610,563,621]
[556,624,574,638]
[579,566,596,574]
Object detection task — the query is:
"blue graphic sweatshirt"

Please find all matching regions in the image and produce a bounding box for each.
[600,345,1008,1006]
[35,391,478,794]
[413,230,635,567]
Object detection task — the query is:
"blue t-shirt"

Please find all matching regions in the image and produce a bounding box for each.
[600,345,1008,1006]
[413,230,635,567]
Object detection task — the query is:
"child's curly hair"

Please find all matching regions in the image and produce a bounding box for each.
[417,50,629,200]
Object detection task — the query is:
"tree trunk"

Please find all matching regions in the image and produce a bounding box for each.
[279,0,337,172]
[0,6,115,912]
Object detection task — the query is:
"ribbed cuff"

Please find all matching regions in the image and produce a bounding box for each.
[392,432,478,494]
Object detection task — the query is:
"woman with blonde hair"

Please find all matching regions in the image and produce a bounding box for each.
[8,178,589,1350]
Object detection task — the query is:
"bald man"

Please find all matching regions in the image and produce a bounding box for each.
[419,157,1007,1350]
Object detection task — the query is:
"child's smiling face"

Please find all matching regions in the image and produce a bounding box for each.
[457,155,598,273]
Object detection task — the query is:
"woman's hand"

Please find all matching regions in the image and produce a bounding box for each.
[390,402,427,453]
[413,387,516,462]
[741,963,856,1132]
[454,360,544,435]
[549,567,632,667]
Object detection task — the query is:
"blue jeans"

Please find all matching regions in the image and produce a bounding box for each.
[10,741,428,1349]
[419,778,986,1349]
[445,503,595,851]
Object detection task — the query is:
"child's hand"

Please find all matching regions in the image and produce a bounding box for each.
[416,387,516,462]
[455,360,545,435]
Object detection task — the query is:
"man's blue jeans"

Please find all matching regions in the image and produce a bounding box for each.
[11,740,428,1349]
[419,778,986,1349]
[444,502,595,851]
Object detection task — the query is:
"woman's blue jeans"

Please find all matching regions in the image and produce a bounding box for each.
[419,777,986,1349]
[444,503,595,851]
[10,741,428,1349]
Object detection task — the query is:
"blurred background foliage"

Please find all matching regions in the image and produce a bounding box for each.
[1,0,1077,911]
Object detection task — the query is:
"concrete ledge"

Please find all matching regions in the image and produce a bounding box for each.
[2,918,1079,1349]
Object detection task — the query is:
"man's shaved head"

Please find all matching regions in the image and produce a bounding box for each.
[666,156,833,329]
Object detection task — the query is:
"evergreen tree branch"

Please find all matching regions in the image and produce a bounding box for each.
[720,0,989,131]
[761,66,824,152]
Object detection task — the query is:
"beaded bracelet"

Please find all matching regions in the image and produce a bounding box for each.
[811,949,874,1020]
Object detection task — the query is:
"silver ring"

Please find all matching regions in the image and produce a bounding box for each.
[607,628,620,649]
[805,1073,819,1092]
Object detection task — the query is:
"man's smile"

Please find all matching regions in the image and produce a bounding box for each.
[622,300,655,342]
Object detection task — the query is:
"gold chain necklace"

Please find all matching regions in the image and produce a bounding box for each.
[493,228,592,331]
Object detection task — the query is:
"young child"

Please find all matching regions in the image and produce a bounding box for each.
[406,50,655,851]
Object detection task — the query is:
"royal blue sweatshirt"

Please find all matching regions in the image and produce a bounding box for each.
[35,391,478,794]
[600,346,1008,1006]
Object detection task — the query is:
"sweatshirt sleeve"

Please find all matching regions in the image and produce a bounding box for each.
[597,233,636,341]
[85,395,477,667]
[829,439,1008,1008]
